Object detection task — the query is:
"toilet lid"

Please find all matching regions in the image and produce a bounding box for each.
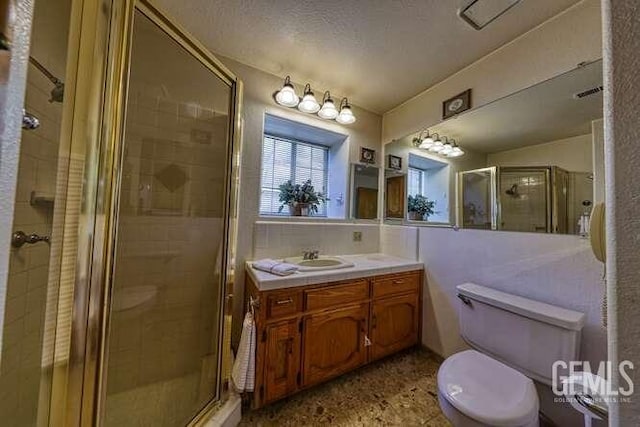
[438,350,539,426]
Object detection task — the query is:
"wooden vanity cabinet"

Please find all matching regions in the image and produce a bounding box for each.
[263,319,301,403]
[246,268,422,408]
[370,292,419,361]
[302,303,369,387]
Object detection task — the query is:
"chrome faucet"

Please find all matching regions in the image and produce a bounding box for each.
[303,250,319,260]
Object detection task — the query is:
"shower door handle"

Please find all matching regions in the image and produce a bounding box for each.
[12,231,50,248]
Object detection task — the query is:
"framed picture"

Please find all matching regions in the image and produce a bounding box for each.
[360,147,376,164]
[387,155,402,170]
[443,89,471,120]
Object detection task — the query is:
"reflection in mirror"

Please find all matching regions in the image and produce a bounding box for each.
[385,60,603,235]
[385,173,405,219]
[458,167,497,229]
[351,164,379,219]
[407,154,449,222]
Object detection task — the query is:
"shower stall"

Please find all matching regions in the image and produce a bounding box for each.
[0,0,241,425]
[458,166,591,234]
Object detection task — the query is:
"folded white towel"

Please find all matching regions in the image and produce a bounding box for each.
[252,259,299,276]
[232,311,256,392]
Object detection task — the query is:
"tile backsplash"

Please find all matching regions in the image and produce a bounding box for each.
[252,222,380,260]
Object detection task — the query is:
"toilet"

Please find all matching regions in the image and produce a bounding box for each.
[437,283,586,427]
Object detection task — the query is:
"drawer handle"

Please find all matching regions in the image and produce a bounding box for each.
[275,298,293,305]
[393,279,405,285]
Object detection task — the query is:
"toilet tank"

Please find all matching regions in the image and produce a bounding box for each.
[456,283,586,385]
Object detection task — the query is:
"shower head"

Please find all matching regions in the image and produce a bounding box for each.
[50,81,65,103]
[505,184,519,197]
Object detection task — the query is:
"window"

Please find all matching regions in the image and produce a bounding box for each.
[260,135,329,216]
[408,167,424,196]
[408,153,451,223]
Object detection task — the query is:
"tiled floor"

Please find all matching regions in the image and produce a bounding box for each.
[239,348,450,426]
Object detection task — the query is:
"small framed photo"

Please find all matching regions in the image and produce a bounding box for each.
[443,89,471,120]
[360,147,376,164]
[388,155,402,170]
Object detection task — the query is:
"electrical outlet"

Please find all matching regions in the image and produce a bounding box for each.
[353,231,362,242]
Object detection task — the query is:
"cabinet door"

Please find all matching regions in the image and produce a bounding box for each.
[302,304,368,387]
[264,319,301,403]
[370,292,419,361]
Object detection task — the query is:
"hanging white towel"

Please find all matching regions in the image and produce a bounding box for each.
[252,259,299,276]
[232,311,256,393]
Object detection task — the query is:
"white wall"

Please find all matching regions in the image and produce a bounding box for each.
[253,222,380,260]
[379,226,606,426]
[602,0,640,424]
[487,133,593,171]
[382,0,602,143]
[220,56,383,342]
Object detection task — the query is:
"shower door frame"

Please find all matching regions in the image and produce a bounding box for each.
[54,0,243,425]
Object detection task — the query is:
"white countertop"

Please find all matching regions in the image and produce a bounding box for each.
[246,253,424,291]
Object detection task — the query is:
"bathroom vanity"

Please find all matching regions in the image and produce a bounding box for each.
[245,254,423,408]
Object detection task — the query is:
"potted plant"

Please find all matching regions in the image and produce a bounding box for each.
[407,194,435,221]
[278,180,299,215]
[278,179,328,216]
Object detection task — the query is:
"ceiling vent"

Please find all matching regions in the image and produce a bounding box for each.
[574,86,604,99]
[458,0,522,30]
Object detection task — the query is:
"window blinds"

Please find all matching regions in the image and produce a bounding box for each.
[260,135,328,216]
[408,167,423,196]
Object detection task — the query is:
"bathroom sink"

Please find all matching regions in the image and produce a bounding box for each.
[285,256,354,271]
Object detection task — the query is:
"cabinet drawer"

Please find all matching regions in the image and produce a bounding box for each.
[266,290,302,320]
[304,280,369,311]
[372,271,420,298]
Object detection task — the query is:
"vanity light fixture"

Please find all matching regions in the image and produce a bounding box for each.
[429,134,444,152]
[318,91,339,120]
[448,142,465,157]
[415,129,465,158]
[274,75,299,108]
[273,76,357,124]
[419,131,435,149]
[441,137,454,155]
[298,84,321,113]
[336,98,356,124]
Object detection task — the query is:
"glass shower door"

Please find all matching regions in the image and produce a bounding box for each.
[457,167,497,230]
[103,10,233,426]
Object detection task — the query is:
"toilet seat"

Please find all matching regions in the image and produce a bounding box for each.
[437,350,539,426]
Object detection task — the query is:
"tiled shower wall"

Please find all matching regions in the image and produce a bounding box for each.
[0,63,62,424]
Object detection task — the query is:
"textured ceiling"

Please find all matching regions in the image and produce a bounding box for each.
[154,0,581,114]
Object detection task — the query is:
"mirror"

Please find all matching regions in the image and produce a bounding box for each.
[350,164,379,219]
[384,60,603,235]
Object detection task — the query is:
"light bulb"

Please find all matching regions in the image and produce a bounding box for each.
[419,136,434,149]
[318,96,338,119]
[448,146,464,157]
[441,139,453,155]
[429,138,443,152]
[298,86,320,113]
[274,76,299,107]
[336,101,356,124]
